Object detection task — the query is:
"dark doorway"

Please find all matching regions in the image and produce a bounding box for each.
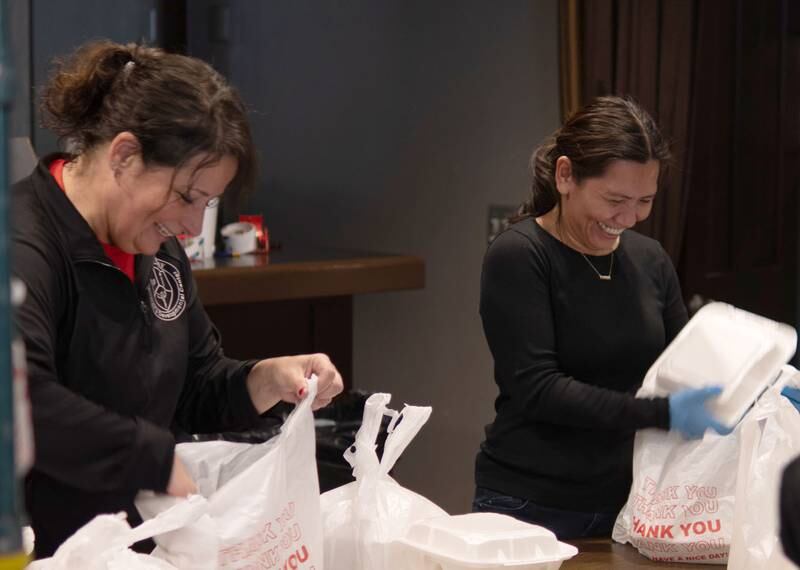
[679,0,798,323]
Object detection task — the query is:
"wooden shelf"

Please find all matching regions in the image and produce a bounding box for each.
[192,247,425,306]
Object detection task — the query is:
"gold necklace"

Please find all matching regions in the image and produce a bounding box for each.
[552,217,615,281]
[581,252,614,281]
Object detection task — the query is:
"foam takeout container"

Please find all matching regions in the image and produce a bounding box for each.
[647,302,796,426]
[393,512,578,569]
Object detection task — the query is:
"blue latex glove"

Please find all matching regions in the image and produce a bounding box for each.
[782,386,800,413]
[669,386,733,439]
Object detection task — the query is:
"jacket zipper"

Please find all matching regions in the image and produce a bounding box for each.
[76,258,153,351]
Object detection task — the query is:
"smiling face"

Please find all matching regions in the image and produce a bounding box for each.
[554,157,660,255]
[108,153,237,255]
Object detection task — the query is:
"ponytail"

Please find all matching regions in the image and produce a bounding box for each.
[41,41,136,151]
[511,136,560,223]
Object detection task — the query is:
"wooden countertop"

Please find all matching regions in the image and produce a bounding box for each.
[191,246,425,306]
[563,539,721,568]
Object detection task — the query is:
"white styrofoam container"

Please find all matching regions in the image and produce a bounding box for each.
[393,513,578,569]
[647,302,796,426]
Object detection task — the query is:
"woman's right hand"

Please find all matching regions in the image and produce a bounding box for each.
[166,456,197,497]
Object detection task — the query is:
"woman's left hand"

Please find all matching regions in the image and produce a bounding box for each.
[246,353,344,413]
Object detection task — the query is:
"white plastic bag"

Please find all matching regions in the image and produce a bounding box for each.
[727,378,800,569]
[613,369,800,564]
[136,377,323,569]
[321,393,446,570]
[612,422,739,564]
[28,495,207,570]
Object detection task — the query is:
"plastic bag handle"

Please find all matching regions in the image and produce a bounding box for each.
[343,394,432,479]
[385,409,401,433]
[279,375,319,436]
[344,393,391,477]
[378,405,432,476]
[128,494,209,545]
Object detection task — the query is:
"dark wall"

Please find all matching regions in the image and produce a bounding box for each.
[187,0,560,511]
[30,0,158,153]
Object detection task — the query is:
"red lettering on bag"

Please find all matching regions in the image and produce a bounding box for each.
[296,545,309,562]
[682,501,705,516]
[276,502,296,531]
[686,537,726,552]
[632,517,645,536]
[681,499,719,517]
[638,522,673,539]
[642,476,657,495]
[653,504,677,519]
[633,538,679,552]
[261,521,277,541]
[650,485,679,503]
[280,546,310,570]
[289,523,302,541]
[680,519,723,537]
[685,485,717,500]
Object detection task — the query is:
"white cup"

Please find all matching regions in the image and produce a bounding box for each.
[220,221,258,255]
[200,202,219,259]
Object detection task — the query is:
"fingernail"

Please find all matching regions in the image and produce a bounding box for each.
[298,387,307,398]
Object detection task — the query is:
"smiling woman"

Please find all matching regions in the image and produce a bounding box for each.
[40,41,253,256]
[473,96,732,540]
[11,40,344,559]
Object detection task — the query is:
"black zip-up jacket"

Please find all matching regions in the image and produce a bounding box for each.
[13,157,261,557]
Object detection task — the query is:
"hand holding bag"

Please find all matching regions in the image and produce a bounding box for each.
[136,377,323,569]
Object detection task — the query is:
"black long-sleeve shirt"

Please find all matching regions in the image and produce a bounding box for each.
[475,218,687,513]
[13,158,261,557]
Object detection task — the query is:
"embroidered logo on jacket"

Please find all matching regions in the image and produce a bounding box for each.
[147,257,187,321]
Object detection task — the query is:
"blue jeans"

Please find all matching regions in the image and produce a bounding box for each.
[472,486,617,540]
